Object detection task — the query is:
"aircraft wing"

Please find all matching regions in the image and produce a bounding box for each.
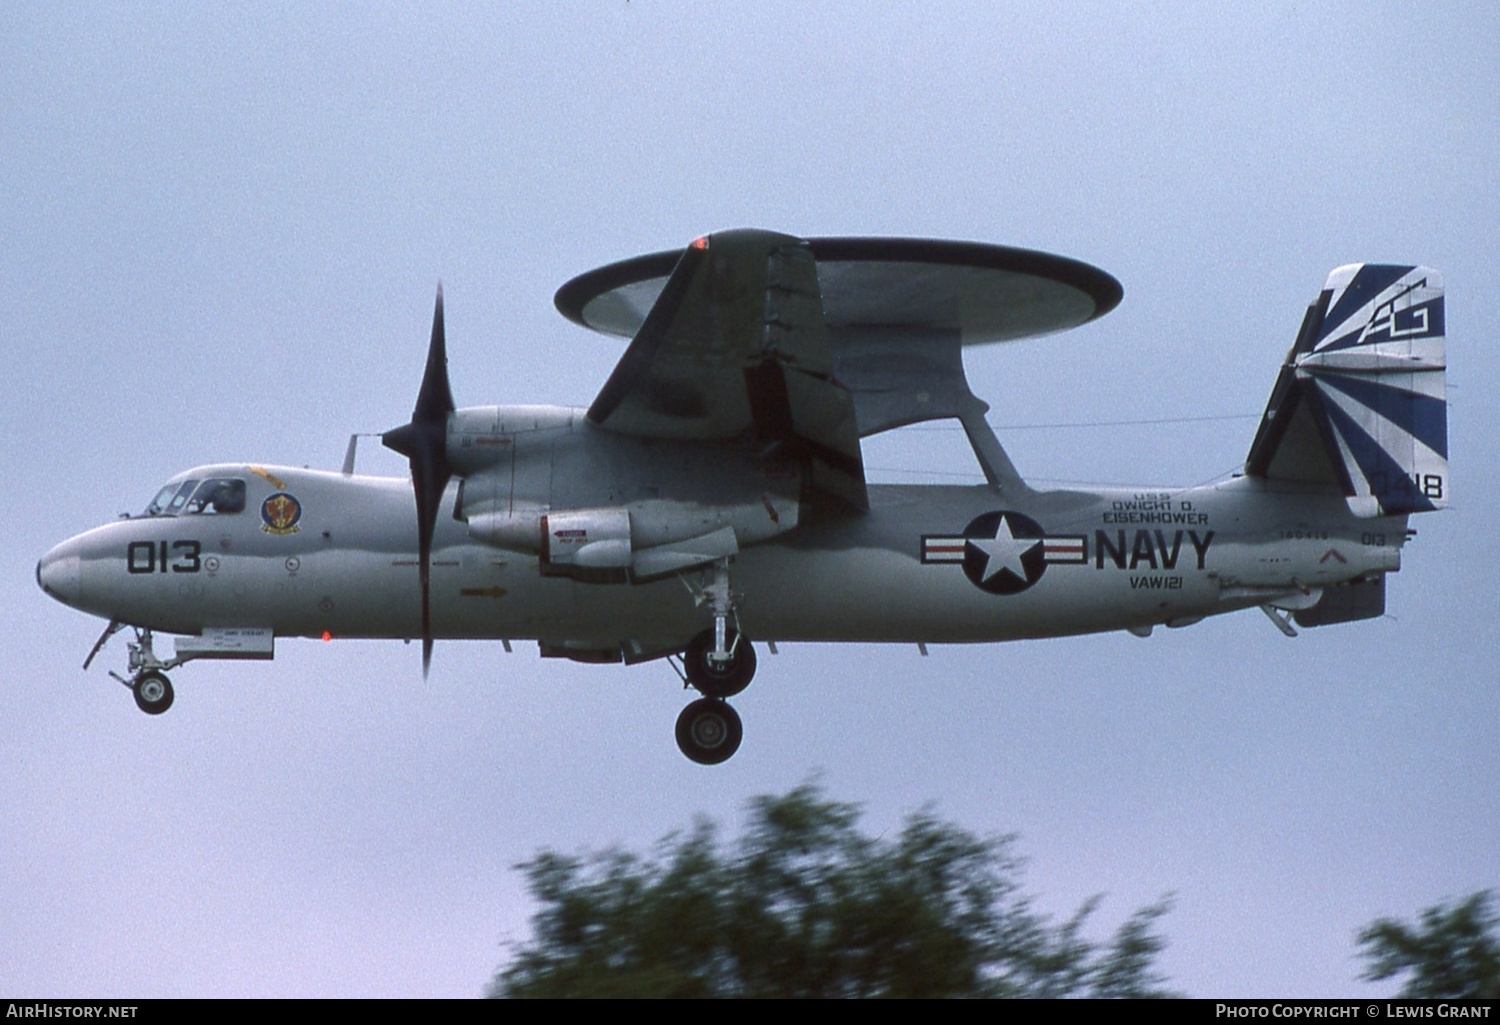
[584,229,869,509]
[559,233,1122,444]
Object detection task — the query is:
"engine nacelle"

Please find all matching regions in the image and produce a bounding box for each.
[466,494,797,580]
[543,508,633,569]
[453,403,803,579]
[445,405,577,475]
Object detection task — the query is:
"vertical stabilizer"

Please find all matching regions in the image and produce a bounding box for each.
[1246,265,1447,516]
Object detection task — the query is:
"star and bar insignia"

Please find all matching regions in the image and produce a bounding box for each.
[921,511,1086,595]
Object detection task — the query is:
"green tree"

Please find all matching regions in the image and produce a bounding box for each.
[1357,890,1500,999]
[490,783,1175,998]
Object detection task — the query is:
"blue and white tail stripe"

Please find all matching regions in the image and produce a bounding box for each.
[1297,264,1447,516]
[1311,264,1445,358]
[1246,264,1447,517]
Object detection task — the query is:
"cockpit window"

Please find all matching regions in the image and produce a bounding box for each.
[144,478,246,516]
[145,485,177,517]
[184,478,246,515]
[146,480,198,517]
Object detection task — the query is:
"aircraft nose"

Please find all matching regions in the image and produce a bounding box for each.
[37,543,82,608]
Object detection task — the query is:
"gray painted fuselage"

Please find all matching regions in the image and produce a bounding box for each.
[39,404,1405,662]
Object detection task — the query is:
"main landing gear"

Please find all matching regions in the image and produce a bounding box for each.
[676,697,743,765]
[683,626,756,699]
[672,559,758,765]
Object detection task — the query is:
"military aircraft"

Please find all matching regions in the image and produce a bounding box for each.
[36,229,1447,763]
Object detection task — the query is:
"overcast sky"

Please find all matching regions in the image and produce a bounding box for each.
[3,2,1497,998]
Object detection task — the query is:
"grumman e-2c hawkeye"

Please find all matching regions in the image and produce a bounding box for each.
[36,230,1448,763]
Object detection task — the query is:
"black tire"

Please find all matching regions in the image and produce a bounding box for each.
[675,698,743,765]
[133,670,174,715]
[683,629,756,698]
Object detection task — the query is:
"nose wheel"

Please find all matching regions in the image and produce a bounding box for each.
[675,698,743,765]
[99,627,179,716]
[132,670,174,715]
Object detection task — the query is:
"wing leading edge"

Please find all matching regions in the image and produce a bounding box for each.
[586,229,868,509]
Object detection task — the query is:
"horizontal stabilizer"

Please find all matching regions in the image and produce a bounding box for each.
[1246,265,1446,516]
[1293,576,1386,628]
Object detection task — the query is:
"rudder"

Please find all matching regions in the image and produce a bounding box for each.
[1246,264,1447,516]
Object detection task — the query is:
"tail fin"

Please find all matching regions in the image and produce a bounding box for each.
[1245,264,1447,516]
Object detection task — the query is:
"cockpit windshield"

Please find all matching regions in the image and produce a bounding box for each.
[144,478,246,516]
[146,481,196,516]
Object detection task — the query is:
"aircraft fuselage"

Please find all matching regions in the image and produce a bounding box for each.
[38,430,1404,664]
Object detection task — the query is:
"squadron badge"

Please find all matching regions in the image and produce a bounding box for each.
[260,492,303,535]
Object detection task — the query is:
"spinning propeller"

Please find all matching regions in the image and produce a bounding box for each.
[381,287,455,675]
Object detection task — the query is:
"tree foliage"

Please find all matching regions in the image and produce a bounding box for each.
[490,783,1175,998]
[1357,890,1500,999]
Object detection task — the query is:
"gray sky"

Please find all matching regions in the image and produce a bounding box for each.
[3,2,1496,998]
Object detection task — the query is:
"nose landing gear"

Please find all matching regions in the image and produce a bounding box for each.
[131,669,175,715]
[104,628,177,716]
[82,622,275,716]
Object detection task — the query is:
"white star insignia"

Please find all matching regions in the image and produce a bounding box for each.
[966,516,1040,584]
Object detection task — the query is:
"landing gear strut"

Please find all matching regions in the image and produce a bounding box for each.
[107,627,176,716]
[673,558,757,764]
[86,623,275,716]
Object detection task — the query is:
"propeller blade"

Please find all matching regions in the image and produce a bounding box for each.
[414,285,455,423]
[382,286,456,677]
